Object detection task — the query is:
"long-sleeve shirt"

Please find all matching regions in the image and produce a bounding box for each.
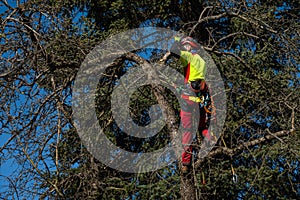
[179,51,206,82]
[170,40,207,83]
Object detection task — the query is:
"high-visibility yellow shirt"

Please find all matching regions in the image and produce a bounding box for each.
[179,51,206,82]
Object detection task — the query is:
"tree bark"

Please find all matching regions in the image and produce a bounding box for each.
[123,52,197,200]
[180,173,196,200]
[115,52,296,200]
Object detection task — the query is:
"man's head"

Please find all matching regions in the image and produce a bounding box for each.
[180,37,199,51]
[183,43,192,52]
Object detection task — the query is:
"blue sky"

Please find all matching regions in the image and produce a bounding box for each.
[0,0,299,199]
[0,1,33,197]
[0,1,87,198]
[0,0,14,195]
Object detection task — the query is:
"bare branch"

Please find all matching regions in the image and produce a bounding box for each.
[189,12,227,36]
[228,12,277,34]
[195,129,295,168]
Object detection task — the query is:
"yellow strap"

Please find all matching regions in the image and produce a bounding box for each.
[210,131,218,142]
[231,165,235,174]
[188,96,202,103]
[221,137,227,148]
[202,171,206,184]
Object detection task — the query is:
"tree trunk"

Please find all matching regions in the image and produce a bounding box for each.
[180,173,196,200]
[124,52,199,200]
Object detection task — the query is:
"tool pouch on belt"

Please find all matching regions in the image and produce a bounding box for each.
[181,80,207,100]
[190,80,206,93]
[179,83,202,112]
[180,81,213,113]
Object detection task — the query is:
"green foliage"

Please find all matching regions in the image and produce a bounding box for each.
[1,0,299,199]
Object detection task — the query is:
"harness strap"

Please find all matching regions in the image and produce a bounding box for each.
[181,94,216,115]
[181,94,203,103]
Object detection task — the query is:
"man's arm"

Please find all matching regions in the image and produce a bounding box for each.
[160,37,182,63]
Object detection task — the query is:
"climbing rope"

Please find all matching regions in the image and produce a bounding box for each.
[221,137,238,184]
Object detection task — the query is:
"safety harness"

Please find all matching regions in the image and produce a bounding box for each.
[180,91,216,115]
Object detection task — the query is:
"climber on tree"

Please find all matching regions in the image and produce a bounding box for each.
[161,36,214,174]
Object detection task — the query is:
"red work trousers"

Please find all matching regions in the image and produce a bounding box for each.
[181,98,211,166]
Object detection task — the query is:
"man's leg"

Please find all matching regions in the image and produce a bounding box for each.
[198,107,211,140]
[180,109,193,167]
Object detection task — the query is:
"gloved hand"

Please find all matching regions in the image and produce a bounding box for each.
[174,36,181,42]
[188,96,203,103]
[159,51,171,63]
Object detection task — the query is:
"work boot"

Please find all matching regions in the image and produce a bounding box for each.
[181,165,189,174]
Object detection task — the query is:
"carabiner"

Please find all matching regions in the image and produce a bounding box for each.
[232,173,238,183]
[231,164,238,183]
